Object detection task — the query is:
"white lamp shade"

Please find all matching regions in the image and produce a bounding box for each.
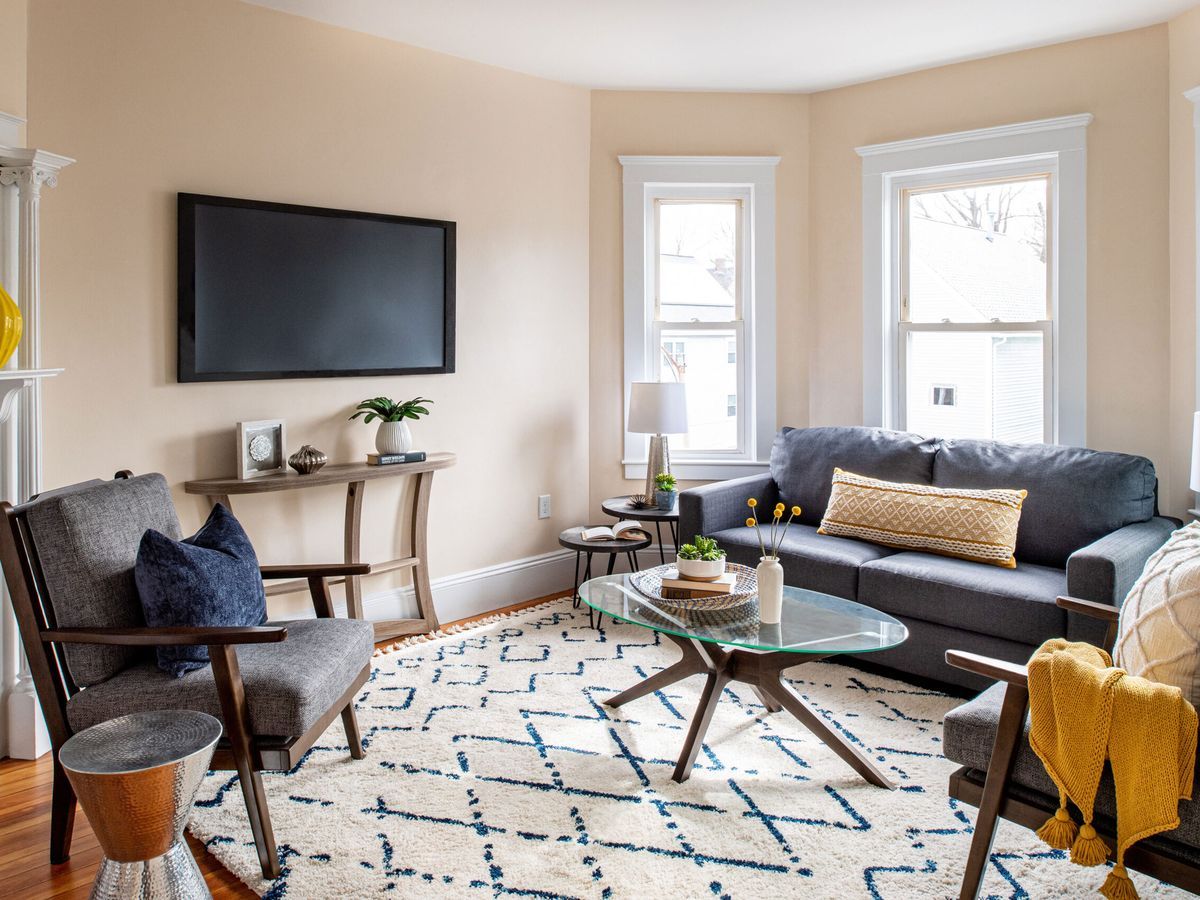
[1191,412,1200,493]
[627,382,688,435]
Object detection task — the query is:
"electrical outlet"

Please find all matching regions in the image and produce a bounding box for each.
[537,494,551,519]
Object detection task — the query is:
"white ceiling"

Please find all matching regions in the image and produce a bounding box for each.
[244,0,1199,92]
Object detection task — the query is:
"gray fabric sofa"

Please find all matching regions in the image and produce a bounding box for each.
[679,426,1177,691]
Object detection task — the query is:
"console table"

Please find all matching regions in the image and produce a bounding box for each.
[184,452,455,641]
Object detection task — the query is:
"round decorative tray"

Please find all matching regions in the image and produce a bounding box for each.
[630,562,758,611]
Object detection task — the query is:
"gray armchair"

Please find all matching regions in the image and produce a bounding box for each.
[0,471,376,879]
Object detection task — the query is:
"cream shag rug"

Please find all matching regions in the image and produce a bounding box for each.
[187,599,1188,899]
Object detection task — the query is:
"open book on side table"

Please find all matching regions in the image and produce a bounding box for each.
[580,521,649,542]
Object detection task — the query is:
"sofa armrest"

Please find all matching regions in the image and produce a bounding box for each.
[1066,516,1177,606]
[678,473,778,540]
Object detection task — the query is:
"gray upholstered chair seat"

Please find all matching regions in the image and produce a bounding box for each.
[944,682,1200,860]
[66,617,374,736]
[711,524,897,600]
[858,553,1067,646]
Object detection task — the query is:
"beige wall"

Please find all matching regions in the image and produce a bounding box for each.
[809,25,1175,507]
[589,91,809,506]
[27,0,591,616]
[0,0,26,120]
[1169,7,1200,516]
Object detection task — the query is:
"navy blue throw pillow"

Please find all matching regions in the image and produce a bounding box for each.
[134,503,267,678]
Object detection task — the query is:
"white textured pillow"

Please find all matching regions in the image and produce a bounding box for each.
[1113,522,1200,706]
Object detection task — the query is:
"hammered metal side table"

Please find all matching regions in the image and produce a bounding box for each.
[59,710,222,899]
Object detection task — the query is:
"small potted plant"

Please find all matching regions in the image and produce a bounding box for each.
[654,472,677,511]
[676,535,726,582]
[349,397,433,455]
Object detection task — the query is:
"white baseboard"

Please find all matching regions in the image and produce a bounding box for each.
[332,548,578,625]
[315,544,670,627]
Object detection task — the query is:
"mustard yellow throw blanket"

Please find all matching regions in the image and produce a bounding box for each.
[1028,639,1197,899]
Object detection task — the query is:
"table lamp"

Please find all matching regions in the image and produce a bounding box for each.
[627,381,688,502]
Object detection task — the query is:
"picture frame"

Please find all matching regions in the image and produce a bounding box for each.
[237,419,287,479]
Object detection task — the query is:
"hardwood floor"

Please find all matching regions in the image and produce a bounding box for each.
[0,592,563,899]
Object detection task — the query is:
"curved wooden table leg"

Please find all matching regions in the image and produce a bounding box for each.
[411,470,439,632]
[604,635,708,708]
[757,670,895,789]
[673,666,733,783]
[343,480,365,620]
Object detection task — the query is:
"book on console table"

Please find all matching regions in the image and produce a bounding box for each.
[658,570,737,598]
[366,451,428,466]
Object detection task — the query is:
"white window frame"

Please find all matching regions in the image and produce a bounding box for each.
[620,156,779,481]
[857,115,1091,447]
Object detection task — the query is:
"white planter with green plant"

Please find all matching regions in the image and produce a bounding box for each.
[350,396,433,455]
[676,535,726,582]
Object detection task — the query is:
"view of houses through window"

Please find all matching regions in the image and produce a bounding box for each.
[655,199,743,452]
[900,174,1051,444]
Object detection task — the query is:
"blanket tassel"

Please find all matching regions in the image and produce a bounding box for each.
[1070,822,1111,867]
[1036,806,1078,850]
[1100,863,1139,900]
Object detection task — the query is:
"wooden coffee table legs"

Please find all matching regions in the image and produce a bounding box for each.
[604,632,895,789]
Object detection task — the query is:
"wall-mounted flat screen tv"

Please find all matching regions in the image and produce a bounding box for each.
[178,193,455,382]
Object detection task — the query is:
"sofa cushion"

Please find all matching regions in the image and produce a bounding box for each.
[711,523,897,600]
[944,682,1200,854]
[858,552,1066,646]
[66,617,374,737]
[135,503,268,678]
[818,468,1026,568]
[932,439,1157,569]
[25,474,183,687]
[769,426,938,528]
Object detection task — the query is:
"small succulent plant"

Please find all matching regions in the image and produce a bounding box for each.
[654,472,678,492]
[678,535,725,562]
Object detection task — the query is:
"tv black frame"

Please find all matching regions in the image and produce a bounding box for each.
[177,192,456,382]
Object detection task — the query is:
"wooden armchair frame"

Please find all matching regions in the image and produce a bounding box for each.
[0,472,374,880]
[948,596,1200,898]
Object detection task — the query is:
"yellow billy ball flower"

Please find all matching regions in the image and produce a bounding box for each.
[792,506,801,516]
[746,518,756,527]
[747,498,757,508]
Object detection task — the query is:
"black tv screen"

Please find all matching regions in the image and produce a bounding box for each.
[178,193,455,381]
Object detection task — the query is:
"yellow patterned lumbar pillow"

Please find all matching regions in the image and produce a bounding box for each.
[818,468,1027,568]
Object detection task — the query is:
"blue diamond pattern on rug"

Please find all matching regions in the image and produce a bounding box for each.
[186,599,1189,898]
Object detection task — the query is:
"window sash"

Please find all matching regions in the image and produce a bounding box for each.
[899,172,1055,324]
[897,320,1053,442]
[653,198,743,323]
[653,320,749,458]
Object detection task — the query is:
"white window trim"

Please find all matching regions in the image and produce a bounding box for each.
[1187,87,1200,425]
[857,114,1091,447]
[620,156,779,481]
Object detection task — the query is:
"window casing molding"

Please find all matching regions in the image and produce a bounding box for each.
[620,156,779,481]
[1187,87,1200,425]
[857,114,1091,447]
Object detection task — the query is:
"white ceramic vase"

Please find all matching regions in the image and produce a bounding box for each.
[757,555,784,625]
[375,420,413,455]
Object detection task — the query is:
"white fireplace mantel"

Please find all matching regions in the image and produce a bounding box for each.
[0,141,71,761]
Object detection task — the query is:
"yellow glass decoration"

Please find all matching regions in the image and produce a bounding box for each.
[0,282,22,368]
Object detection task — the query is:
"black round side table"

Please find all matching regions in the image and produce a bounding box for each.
[600,496,680,565]
[558,526,651,628]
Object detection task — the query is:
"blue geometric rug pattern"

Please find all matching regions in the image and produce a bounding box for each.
[187,599,1189,898]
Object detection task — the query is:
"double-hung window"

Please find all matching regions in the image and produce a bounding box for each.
[858,115,1090,447]
[621,157,778,480]
[900,172,1053,443]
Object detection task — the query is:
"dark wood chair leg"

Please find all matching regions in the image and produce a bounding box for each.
[49,755,76,864]
[211,644,281,879]
[959,681,1030,899]
[341,702,365,760]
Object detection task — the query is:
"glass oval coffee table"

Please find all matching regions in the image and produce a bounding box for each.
[578,574,909,788]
